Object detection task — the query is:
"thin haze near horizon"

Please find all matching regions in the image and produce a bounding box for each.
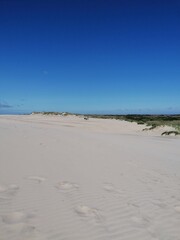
[0,0,180,114]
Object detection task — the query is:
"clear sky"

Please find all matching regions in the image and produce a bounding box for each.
[0,0,180,114]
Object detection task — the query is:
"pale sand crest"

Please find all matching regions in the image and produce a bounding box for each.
[0,115,180,240]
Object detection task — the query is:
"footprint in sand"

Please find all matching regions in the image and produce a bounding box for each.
[103,182,123,195]
[103,183,117,192]
[3,224,39,240]
[27,176,46,183]
[0,184,19,200]
[0,184,7,193]
[8,184,20,194]
[55,181,79,191]
[1,211,46,240]
[131,216,150,228]
[174,206,180,213]
[75,205,103,222]
[8,184,19,190]
[0,184,19,193]
[0,185,8,200]
[127,201,140,208]
[151,200,166,209]
[2,211,35,224]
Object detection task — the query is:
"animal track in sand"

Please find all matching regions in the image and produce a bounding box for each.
[27,176,46,183]
[55,181,79,191]
[2,211,35,224]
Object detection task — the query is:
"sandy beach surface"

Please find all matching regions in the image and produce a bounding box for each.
[0,114,180,240]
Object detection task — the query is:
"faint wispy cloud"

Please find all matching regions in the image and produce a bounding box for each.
[0,102,12,109]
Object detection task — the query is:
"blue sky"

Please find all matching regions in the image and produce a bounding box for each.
[0,0,180,114]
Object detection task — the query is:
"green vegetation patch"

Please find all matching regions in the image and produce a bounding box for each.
[85,114,180,133]
[31,112,180,134]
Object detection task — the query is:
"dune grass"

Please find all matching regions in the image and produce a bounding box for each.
[85,114,180,133]
[161,131,180,136]
[32,111,71,116]
[31,112,180,134]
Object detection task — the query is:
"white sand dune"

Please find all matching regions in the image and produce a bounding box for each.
[0,115,180,240]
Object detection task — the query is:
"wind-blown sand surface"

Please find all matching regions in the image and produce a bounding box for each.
[0,115,180,240]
